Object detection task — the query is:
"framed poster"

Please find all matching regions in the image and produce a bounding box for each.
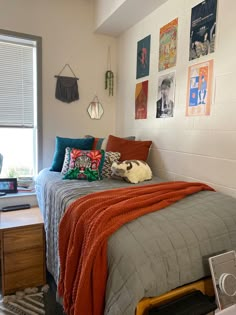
[189,0,217,60]
[136,35,151,79]
[186,59,213,116]
[156,72,176,118]
[135,80,148,119]
[158,18,178,71]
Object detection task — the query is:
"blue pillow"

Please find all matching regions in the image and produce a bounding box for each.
[50,136,94,172]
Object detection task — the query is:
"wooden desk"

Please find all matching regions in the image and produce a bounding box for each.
[0,207,46,295]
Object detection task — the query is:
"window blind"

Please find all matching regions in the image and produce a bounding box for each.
[0,40,35,127]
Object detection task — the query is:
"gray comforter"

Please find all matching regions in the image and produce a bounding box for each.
[36,168,236,315]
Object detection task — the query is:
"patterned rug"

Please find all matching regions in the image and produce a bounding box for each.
[0,290,45,315]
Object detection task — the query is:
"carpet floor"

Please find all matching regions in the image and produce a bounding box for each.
[0,273,65,315]
[0,291,45,314]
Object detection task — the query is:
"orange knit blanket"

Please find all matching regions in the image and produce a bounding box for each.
[58,181,214,315]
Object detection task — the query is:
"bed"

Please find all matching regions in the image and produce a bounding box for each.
[36,168,236,315]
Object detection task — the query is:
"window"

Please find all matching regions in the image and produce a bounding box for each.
[0,30,42,178]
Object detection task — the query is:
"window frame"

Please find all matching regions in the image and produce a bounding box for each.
[0,29,42,173]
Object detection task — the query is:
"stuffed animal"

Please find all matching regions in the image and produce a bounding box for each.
[111,160,152,184]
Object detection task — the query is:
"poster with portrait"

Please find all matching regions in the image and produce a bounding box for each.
[135,80,148,119]
[186,59,213,116]
[158,18,178,71]
[189,0,217,61]
[156,72,175,118]
[136,35,151,79]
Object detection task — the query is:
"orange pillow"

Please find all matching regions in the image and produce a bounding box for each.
[106,135,152,161]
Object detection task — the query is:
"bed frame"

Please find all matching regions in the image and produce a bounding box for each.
[136,277,214,315]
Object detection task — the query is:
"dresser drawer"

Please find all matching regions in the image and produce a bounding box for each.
[3,226,43,253]
[0,207,46,295]
[4,265,45,294]
[4,247,44,273]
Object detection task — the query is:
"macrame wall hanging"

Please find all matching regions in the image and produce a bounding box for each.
[55,64,79,103]
[105,47,114,96]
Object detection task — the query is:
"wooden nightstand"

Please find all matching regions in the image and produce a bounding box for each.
[0,207,46,295]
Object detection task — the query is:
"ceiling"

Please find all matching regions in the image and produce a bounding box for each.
[95,0,168,37]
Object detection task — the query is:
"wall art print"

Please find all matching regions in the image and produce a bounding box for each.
[186,59,213,116]
[136,35,151,79]
[135,80,148,119]
[158,18,178,71]
[189,0,217,60]
[156,72,176,118]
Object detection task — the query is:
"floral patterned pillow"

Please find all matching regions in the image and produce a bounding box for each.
[63,149,105,181]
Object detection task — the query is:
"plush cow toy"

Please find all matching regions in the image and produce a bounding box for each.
[111,160,152,184]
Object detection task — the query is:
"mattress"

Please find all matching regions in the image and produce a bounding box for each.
[36,168,236,315]
[36,168,165,283]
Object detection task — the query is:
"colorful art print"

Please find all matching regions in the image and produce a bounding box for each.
[189,0,217,61]
[158,18,178,71]
[136,35,151,79]
[156,72,175,118]
[186,60,213,116]
[135,80,148,119]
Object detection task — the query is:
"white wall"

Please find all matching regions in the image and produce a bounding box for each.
[116,0,236,197]
[0,0,117,168]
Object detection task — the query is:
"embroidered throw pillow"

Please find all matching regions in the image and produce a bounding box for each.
[102,152,121,178]
[50,136,94,172]
[63,149,105,181]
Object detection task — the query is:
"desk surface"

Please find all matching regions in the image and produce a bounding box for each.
[0,207,43,230]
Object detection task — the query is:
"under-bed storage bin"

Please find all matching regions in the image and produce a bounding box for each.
[148,290,217,315]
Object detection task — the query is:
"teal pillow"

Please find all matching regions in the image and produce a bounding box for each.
[84,135,105,150]
[63,149,105,181]
[50,136,94,172]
